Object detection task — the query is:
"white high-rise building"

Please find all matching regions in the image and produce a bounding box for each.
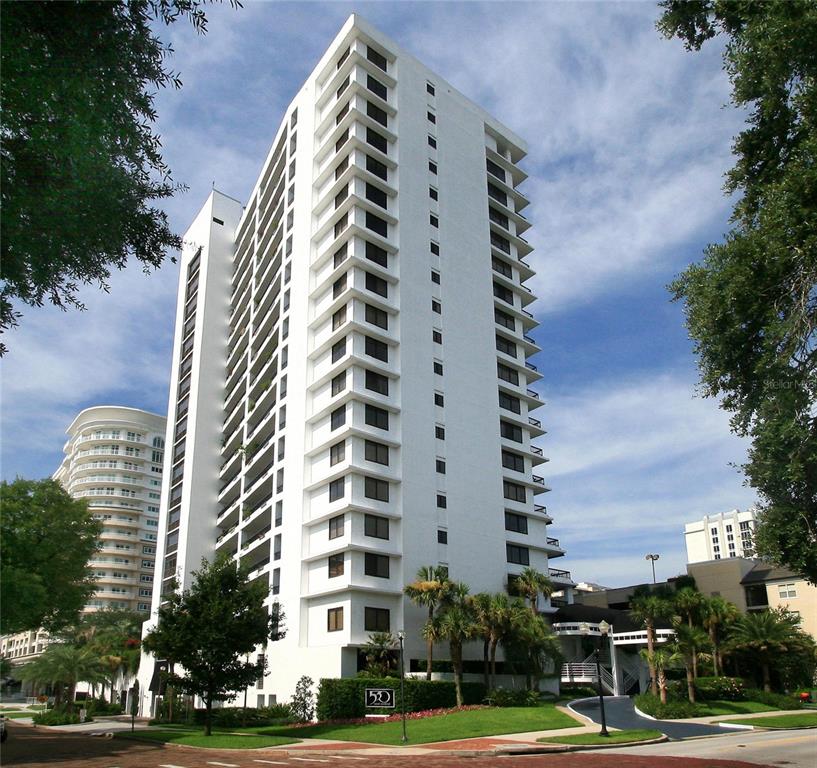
[55,406,167,614]
[684,507,758,563]
[139,15,571,711]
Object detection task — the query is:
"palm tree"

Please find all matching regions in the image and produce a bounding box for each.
[630,594,672,696]
[725,608,810,692]
[639,646,679,704]
[513,567,554,614]
[701,596,740,676]
[673,587,705,678]
[470,593,494,688]
[20,644,105,711]
[362,632,396,677]
[671,624,712,703]
[506,608,562,691]
[436,582,476,706]
[404,565,451,680]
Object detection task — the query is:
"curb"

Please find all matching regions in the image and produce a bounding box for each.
[496,735,669,754]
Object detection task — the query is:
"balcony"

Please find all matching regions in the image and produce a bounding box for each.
[548,568,573,583]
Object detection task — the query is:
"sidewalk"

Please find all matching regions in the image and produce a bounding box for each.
[666,709,806,725]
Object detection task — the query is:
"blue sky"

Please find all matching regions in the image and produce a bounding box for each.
[1,1,757,587]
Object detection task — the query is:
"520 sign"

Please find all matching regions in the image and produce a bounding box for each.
[364,687,395,708]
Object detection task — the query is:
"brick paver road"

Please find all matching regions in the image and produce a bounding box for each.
[1,722,771,768]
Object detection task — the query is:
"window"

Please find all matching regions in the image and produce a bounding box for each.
[365,404,389,430]
[502,450,525,472]
[332,305,347,330]
[330,441,345,466]
[336,75,350,99]
[427,110,436,123]
[778,583,798,598]
[333,272,347,298]
[366,127,388,154]
[329,514,344,540]
[365,240,388,267]
[365,607,390,632]
[432,299,442,314]
[365,211,388,238]
[426,82,436,96]
[429,160,438,174]
[364,514,390,539]
[434,392,444,407]
[335,183,349,209]
[504,480,527,503]
[499,391,521,413]
[436,459,446,474]
[275,500,283,527]
[365,370,389,396]
[501,421,524,443]
[433,330,442,344]
[365,476,389,502]
[493,282,514,304]
[366,75,387,100]
[428,135,437,149]
[431,270,440,284]
[365,336,389,362]
[367,46,388,71]
[496,335,517,357]
[366,182,388,209]
[437,529,448,544]
[329,477,345,502]
[366,101,388,127]
[332,337,347,362]
[327,607,344,632]
[331,406,346,430]
[331,371,346,396]
[365,553,390,579]
[433,361,444,376]
[490,207,510,228]
[487,158,506,180]
[505,511,528,534]
[274,533,282,560]
[272,568,280,595]
[429,186,438,201]
[365,303,388,329]
[365,440,389,465]
[493,232,511,254]
[497,363,519,385]
[436,494,447,509]
[430,213,439,228]
[366,155,388,181]
[487,181,507,205]
[435,425,445,440]
[328,554,344,578]
[495,309,516,331]
[506,543,530,565]
[334,243,348,268]
[430,241,440,255]
[366,272,388,297]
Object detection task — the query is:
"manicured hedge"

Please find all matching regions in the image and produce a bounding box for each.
[694,676,748,701]
[316,677,486,720]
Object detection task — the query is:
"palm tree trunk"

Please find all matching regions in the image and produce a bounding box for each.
[482,638,490,689]
[762,663,771,693]
[686,664,695,703]
[709,626,719,676]
[451,642,463,707]
[426,606,434,681]
[658,670,667,704]
[489,638,499,690]
[646,621,658,696]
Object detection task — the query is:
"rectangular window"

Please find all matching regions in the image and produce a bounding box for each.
[433,329,442,344]
[334,243,348,268]
[365,303,388,329]
[365,211,388,238]
[327,607,343,632]
[431,270,441,284]
[433,361,443,375]
[334,183,349,209]
[330,441,345,466]
[328,553,344,578]
[365,607,390,632]
[366,75,388,100]
[272,568,280,595]
[365,182,388,209]
[367,46,388,71]
[328,514,344,540]
[487,181,507,205]
[365,336,389,362]
[500,421,524,443]
[275,500,283,527]
[329,477,345,502]
[504,480,527,503]
[364,513,390,539]
[499,391,521,413]
[336,75,350,99]
[366,155,388,181]
[365,369,389,396]
[432,299,442,314]
[333,273,347,298]
[430,213,439,228]
[502,450,525,472]
[365,553,390,579]
[436,459,446,474]
[430,241,440,255]
[365,404,389,430]
[505,511,528,534]
[428,135,437,149]
[366,127,388,154]
[495,309,516,331]
[332,305,347,330]
[366,272,388,297]
[496,335,517,357]
[429,186,438,201]
[366,101,388,127]
[364,476,389,502]
[331,337,347,363]
[273,533,281,560]
[426,82,435,96]
[487,158,506,180]
[435,425,445,440]
[365,240,388,267]
[427,110,436,123]
[436,494,447,509]
[429,160,438,174]
[365,440,389,465]
[497,363,519,385]
[331,371,346,396]
[493,282,514,304]
[331,406,346,430]
[506,543,530,565]
[437,529,448,544]
[778,583,798,598]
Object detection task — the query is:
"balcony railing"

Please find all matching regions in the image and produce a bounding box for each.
[528,417,542,428]
[526,388,540,399]
[532,475,545,485]
[546,537,560,547]
[525,361,538,371]
[530,445,543,456]
[534,504,548,515]
[549,568,572,580]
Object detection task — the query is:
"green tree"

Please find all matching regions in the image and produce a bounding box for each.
[0,0,240,352]
[701,596,740,676]
[630,594,672,696]
[673,587,705,678]
[725,607,812,692]
[658,1,817,582]
[436,582,476,707]
[505,608,563,692]
[511,567,554,614]
[0,478,101,634]
[362,632,397,678]
[639,646,680,704]
[671,623,712,703]
[20,644,106,710]
[404,565,451,680]
[143,556,286,735]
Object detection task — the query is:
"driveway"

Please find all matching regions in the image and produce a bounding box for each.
[570,696,728,739]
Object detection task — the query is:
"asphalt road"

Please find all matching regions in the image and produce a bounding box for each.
[570,696,728,739]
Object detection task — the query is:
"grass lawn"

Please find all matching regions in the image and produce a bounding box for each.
[721,713,817,729]
[538,729,663,746]
[3,712,35,719]
[694,700,783,716]
[255,705,579,746]
[121,729,299,749]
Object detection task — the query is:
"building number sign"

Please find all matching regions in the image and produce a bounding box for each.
[364,687,395,708]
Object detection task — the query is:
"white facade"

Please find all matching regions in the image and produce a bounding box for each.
[139,14,570,711]
[684,507,758,563]
[54,406,167,614]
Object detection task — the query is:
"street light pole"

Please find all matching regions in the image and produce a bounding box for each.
[645,553,660,584]
[397,630,407,743]
[596,620,610,737]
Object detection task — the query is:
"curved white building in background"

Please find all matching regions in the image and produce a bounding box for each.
[54,406,167,614]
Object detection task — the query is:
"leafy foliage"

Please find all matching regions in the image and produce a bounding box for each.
[658,0,817,581]
[0,0,240,352]
[0,478,101,634]
[404,565,451,680]
[32,706,92,725]
[693,676,748,701]
[290,675,315,722]
[486,687,541,707]
[20,644,106,709]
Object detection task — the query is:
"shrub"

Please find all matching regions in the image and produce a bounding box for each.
[291,675,316,722]
[487,688,540,707]
[744,689,803,710]
[188,706,293,727]
[262,702,293,720]
[317,677,487,720]
[32,708,93,726]
[559,684,598,699]
[634,693,700,719]
[694,677,748,701]
[85,697,124,715]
